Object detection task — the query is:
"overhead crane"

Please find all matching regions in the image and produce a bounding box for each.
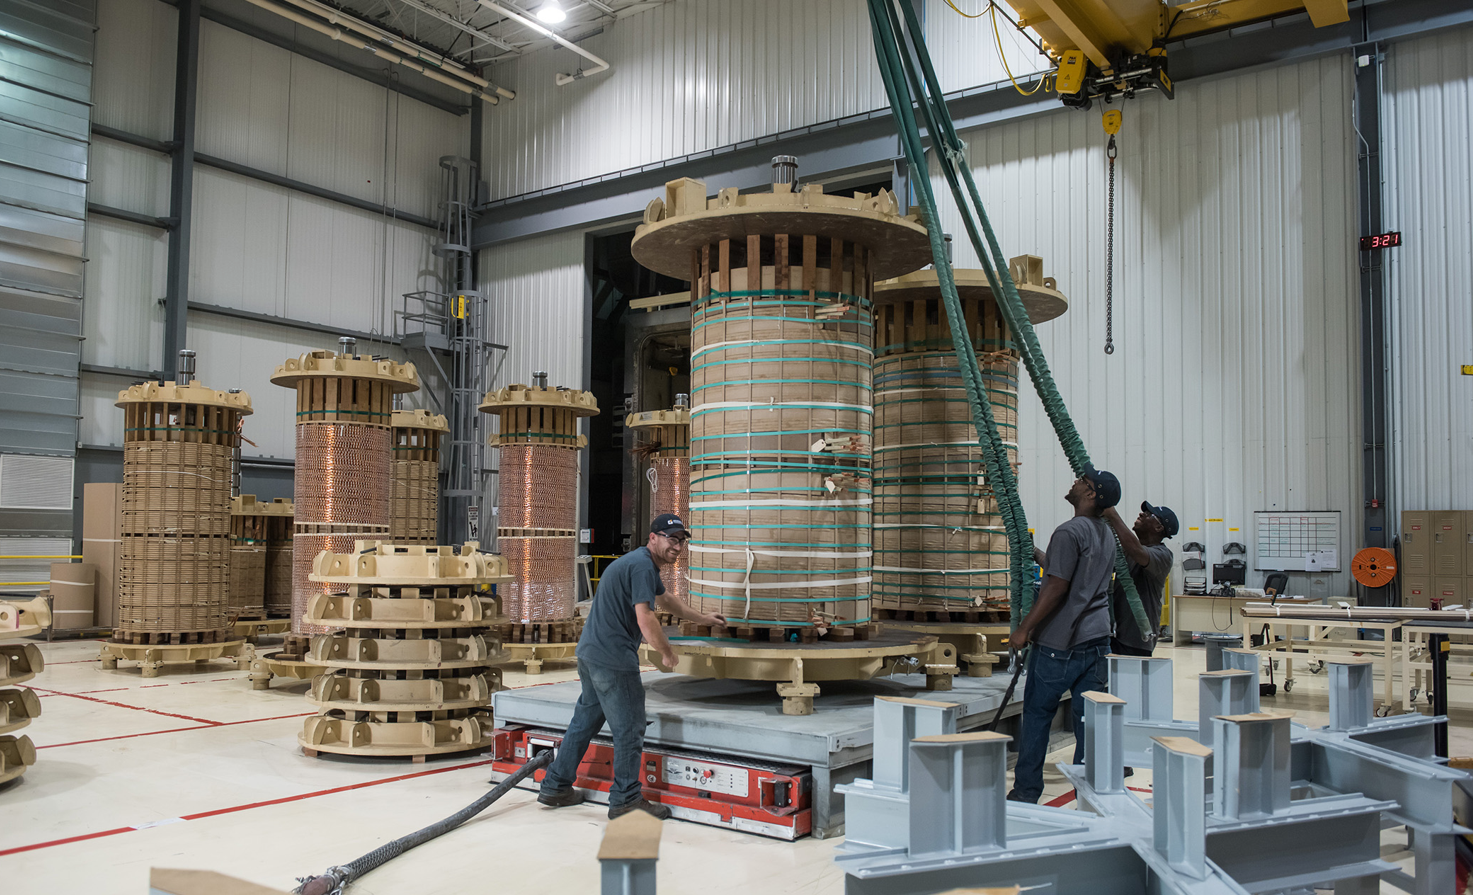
[993,0,1352,107]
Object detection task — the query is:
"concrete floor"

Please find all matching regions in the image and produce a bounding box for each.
[2,637,1468,894]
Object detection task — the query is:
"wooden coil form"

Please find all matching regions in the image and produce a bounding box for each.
[390,410,446,545]
[114,382,251,640]
[630,178,930,631]
[682,234,877,628]
[870,267,1067,616]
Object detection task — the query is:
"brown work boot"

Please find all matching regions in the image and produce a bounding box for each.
[537,787,586,808]
[608,797,671,820]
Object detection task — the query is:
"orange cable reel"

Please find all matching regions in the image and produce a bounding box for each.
[1351,547,1398,588]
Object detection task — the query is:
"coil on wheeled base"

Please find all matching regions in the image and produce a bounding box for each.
[297,541,511,761]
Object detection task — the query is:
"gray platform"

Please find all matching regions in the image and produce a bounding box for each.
[492,669,1028,838]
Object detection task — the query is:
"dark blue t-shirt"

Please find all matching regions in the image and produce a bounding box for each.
[576,546,665,671]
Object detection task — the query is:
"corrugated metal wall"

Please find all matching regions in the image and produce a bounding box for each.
[930,54,1362,594]
[476,229,589,541]
[0,0,93,548]
[481,0,1043,200]
[1383,26,1473,517]
[83,0,466,463]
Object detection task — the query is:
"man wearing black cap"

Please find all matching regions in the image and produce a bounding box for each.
[536,513,725,820]
[1007,468,1122,804]
[1102,501,1178,656]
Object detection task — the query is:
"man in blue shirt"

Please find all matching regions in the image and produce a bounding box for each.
[537,513,726,820]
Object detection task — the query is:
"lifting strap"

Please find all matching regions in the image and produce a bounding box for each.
[867,0,1151,640]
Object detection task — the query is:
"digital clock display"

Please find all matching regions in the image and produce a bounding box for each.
[1359,231,1402,250]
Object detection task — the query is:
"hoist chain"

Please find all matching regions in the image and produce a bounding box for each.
[1104,134,1116,356]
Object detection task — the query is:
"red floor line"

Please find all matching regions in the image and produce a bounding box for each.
[37,712,316,750]
[27,687,221,725]
[41,659,102,665]
[37,688,129,697]
[1044,789,1077,807]
[0,758,498,857]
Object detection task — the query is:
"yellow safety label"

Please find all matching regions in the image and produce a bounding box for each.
[1462,364,1473,375]
[1206,518,1223,522]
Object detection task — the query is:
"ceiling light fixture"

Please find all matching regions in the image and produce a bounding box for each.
[535,1,566,24]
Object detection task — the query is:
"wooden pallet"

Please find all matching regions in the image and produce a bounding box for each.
[112,628,229,646]
[677,621,880,644]
[873,607,1007,624]
[495,619,583,644]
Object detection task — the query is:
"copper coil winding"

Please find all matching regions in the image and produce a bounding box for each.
[291,423,391,634]
[649,457,689,604]
[498,537,576,622]
[496,444,578,530]
[293,424,392,527]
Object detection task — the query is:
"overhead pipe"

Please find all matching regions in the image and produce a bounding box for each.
[275,0,515,99]
[475,0,610,85]
[239,0,503,105]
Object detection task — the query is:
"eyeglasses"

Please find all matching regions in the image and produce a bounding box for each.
[655,532,687,544]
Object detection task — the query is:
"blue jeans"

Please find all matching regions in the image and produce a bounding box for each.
[540,660,648,806]
[1011,636,1111,803]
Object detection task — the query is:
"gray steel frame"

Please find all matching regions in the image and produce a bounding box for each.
[837,649,1463,895]
[162,0,199,381]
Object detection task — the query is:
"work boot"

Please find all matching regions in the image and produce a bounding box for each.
[537,787,586,808]
[1005,789,1037,804]
[608,797,671,820]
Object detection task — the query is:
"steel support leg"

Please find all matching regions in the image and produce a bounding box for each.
[1211,713,1290,820]
[872,696,959,792]
[907,732,1009,858]
[1109,655,1175,722]
[1327,660,1375,731]
[1429,635,1448,758]
[1152,737,1211,880]
[1198,670,1254,748]
[1221,648,1262,711]
[1083,691,1125,794]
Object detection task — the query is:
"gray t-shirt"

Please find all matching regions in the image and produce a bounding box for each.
[1034,515,1115,650]
[1111,543,1174,651]
[576,546,665,671]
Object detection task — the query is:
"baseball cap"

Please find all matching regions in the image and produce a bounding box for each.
[1081,467,1121,508]
[1141,501,1179,538]
[650,513,690,540]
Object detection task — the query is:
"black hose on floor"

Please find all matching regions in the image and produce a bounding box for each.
[293,750,554,895]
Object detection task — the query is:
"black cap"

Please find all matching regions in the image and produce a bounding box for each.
[1082,467,1121,508]
[1142,501,1179,538]
[650,513,690,540]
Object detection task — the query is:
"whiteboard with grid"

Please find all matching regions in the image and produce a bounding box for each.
[1253,511,1341,571]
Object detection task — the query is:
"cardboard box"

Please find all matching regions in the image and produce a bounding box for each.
[1403,577,1430,608]
[49,562,96,630]
[1402,511,1429,577]
[82,482,122,628]
[1433,511,1464,577]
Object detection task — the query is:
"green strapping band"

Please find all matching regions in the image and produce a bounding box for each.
[295,410,392,418]
[693,378,873,392]
[696,288,872,309]
[694,356,872,373]
[691,404,873,417]
[689,590,868,605]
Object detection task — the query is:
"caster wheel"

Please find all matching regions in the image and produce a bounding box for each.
[1284,679,1295,693]
[1375,705,1392,718]
[1272,660,1280,671]
[1410,688,1420,703]
[1309,661,1324,675]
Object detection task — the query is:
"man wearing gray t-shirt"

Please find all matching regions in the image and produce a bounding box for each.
[1007,468,1121,804]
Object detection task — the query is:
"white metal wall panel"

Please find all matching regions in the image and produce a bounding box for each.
[82,217,166,372]
[391,94,467,222]
[930,55,1361,594]
[1384,27,1473,516]
[190,167,443,337]
[90,0,174,139]
[195,19,292,172]
[78,377,125,447]
[477,229,587,392]
[87,137,170,217]
[481,0,1044,200]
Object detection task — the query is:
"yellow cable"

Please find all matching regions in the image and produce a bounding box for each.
[990,3,1049,96]
[943,0,989,18]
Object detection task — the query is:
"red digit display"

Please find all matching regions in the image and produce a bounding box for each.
[1360,231,1402,250]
